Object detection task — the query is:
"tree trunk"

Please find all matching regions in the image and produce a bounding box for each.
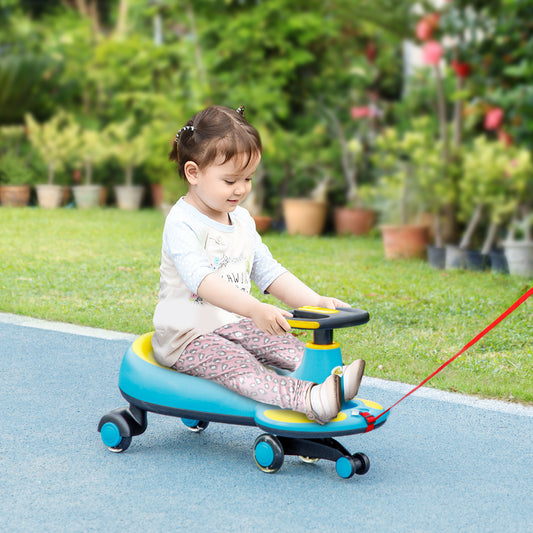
[459,204,483,250]
[481,221,499,255]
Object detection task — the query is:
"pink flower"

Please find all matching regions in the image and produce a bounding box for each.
[422,41,443,65]
[416,19,433,41]
[351,106,371,119]
[484,108,504,130]
[416,13,440,41]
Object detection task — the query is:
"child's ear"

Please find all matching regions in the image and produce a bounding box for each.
[184,161,199,185]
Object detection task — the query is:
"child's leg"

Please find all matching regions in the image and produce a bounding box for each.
[174,333,311,412]
[214,319,304,372]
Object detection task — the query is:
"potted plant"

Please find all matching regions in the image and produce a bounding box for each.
[267,128,330,237]
[453,136,532,271]
[25,111,81,208]
[407,117,457,269]
[0,125,33,207]
[72,126,110,209]
[240,163,273,233]
[106,120,150,210]
[504,211,533,277]
[372,127,430,259]
[322,108,377,236]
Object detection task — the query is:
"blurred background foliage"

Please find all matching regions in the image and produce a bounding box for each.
[0,0,532,219]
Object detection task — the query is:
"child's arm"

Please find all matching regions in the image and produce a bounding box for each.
[197,273,292,336]
[265,271,349,310]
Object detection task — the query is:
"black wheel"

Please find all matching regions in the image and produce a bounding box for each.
[253,434,284,473]
[352,452,370,475]
[181,418,210,432]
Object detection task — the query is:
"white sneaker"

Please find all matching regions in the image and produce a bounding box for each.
[340,359,365,402]
[305,374,342,425]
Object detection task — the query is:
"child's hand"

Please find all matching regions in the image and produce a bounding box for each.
[317,296,350,309]
[251,302,292,337]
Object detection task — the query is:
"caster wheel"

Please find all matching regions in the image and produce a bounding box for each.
[181,418,210,432]
[352,452,370,475]
[335,455,357,479]
[253,434,284,473]
[100,421,132,453]
[299,456,320,464]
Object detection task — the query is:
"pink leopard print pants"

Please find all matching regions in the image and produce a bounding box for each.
[174,318,313,413]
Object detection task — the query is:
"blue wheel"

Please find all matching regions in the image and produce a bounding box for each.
[181,418,209,432]
[253,434,284,473]
[100,421,131,453]
[336,455,356,479]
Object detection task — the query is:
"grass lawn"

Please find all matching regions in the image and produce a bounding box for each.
[1,207,532,404]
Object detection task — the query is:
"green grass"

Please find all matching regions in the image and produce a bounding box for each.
[1,207,532,404]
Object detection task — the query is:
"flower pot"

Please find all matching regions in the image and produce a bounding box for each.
[489,249,509,274]
[0,185,31,207]
[426,245,446,270]
[465,250,490,271]
[503,241,533,277]
[36,184,65,209]
[150,183,164,208]
[334,207,376,236]
[445,245,467,270]
[282,198,327,236]
[114,185,144,210]
[380,225,429,260]
[72,185,102,209]
[253,215,272,234]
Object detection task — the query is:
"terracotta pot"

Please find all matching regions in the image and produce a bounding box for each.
[253,215,272,234]
[114,185,144,210]
[380,225,430,259]
[0,185,31,207]
[72,185,102,209]
[282,198,327,236]
[36,184,65,209]
[150,183,164,208]
[99,186,108,206]
[334,207,376,235]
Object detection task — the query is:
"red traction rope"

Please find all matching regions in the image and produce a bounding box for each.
[368,285,533,427]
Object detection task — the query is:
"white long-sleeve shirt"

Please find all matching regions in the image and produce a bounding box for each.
[151,198,286,367]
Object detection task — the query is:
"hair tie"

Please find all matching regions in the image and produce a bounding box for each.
[174,125,194,143]
[236,105,245,116]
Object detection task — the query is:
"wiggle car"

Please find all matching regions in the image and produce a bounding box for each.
[98,306,389,479]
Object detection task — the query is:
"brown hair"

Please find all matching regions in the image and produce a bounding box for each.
[169,105,262,179]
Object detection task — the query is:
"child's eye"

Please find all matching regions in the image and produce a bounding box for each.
[224,180,235,185]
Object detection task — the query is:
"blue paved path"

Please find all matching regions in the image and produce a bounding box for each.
[1,314,532,532]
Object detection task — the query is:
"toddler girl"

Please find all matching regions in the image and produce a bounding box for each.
[152,105,365,424]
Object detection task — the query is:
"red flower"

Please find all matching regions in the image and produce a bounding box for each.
[450,59,472,78]
[422,41,443,65]
[484,108,504,131]
[497,128,513,147]
[365,41,377,63]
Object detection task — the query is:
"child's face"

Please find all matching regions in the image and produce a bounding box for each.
[184,151,260,224]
